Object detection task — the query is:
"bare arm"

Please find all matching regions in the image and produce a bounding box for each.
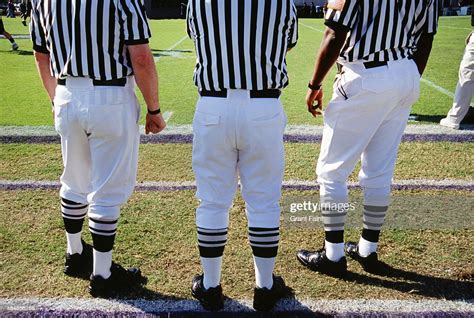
[34,51,56,101]
[128,44,166,134]
[306,27,348,117]
[412,33,434,76]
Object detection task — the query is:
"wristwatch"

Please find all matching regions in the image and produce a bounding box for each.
[308,82,322,91]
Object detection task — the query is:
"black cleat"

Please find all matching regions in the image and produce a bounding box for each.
[297,249,347,277]
[64,241,93,278]
[191,274,224,311]
[345,241,385,274]
[89,263,147,298]
[253,275,293,312]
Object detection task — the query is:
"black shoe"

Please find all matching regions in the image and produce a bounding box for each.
[191,274,224,311]
[297,249,347,277]
[253,275,293,312]
[89,263,147,297]
[345,241,385,274]
[64,241,93,278]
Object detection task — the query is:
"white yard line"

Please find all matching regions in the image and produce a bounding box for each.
[1,124,472,136]
[420,78,455,99]
[154,35,189,63]
[162,111,174,122]
[442,26,472,31]
[1,298,472,314]
[1,179,472,190]
[300,22,325,33]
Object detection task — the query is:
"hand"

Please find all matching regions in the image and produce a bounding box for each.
[306,88,323,117]
[145,113,166,134]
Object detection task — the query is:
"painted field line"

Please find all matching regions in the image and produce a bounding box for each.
[1,179,472,191]
[154,35,188,63]
[162,111,174,122]
[421,78,455,99]
[1,298,473,316]
[300,22,325,33]
[442,26,472,31]
[0,34,30,39]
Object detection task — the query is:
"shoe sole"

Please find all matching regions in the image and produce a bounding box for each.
[296,255,347,278]
[191,290,224,311]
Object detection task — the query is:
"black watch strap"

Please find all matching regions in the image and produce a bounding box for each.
[148,108,161,115]
[308,82,322,91]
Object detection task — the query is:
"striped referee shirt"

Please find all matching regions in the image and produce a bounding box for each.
[30,0,151,80]
[186,0,298,91]
[325,0,439,63]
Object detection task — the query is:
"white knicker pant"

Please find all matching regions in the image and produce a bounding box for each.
[192,90,287,229]
[317,58,421,206]
[446,32,474,125]
[54,77,140,221]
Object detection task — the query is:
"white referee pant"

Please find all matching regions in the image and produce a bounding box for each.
[444,32,474,126]
[54,77,140,222]
[192,90,287,229]
[317,58,421,206]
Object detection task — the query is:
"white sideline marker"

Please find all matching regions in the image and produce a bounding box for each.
[162,111,174,122]
[1,298,473,314]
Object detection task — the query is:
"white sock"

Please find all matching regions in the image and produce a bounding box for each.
[66,232,83,255]
[253,256,275,289]
[201,257,222,289]
[325,240,345,262]
[358,237,378,257]
[93,249,112,279]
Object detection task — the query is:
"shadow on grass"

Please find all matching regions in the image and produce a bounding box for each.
[340,261,474,300]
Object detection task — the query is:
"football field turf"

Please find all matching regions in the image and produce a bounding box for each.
[0,16,472,126]
[0,15,473,316]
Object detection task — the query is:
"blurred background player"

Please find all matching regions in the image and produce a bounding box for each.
[440,0,473,129]
[0,16,18,50]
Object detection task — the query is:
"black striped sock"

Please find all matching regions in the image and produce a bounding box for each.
[362,205,388,243]
[248,227,279,258]
[197,227,228,258]
[61,198,87,234]
[89,217,118,252]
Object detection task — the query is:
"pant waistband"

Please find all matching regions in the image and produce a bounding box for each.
[57,77,127,87]
[199,89,281,99]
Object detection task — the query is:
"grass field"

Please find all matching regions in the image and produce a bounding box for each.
[0,15,473,314]
[0,17,472,126]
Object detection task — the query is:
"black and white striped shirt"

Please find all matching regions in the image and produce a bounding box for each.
[325,0,439,63]
[186,0,298,91]
[30,0,151,80]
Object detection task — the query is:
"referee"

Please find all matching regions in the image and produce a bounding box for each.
[30,0,165,297]
[297,0,439,276]
[187,0,297,312]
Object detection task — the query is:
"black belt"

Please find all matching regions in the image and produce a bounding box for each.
[199,89,281,99]
[363,61,388,69]
[57,77,127,87]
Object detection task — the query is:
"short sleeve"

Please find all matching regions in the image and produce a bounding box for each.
[119,0,152,45]
[324,0,359,32]
[29,1,48,54]
[423,0,439,35]
[288,1,298,49]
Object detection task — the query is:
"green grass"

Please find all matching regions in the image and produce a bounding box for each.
[1,142,473,182]
[0,189,472,299]
[0,17,471,126]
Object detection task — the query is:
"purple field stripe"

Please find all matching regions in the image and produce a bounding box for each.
[1,133,473,144]
[1,310,470,318]
[1,181,472,191]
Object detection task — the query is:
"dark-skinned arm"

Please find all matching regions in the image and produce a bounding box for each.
[411,33,434,76]
[306,27,348,117]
